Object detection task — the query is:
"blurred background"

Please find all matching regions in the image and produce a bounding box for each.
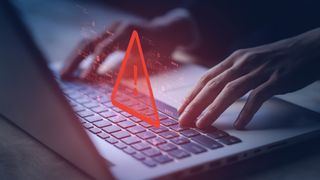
[3,1,320,179]
[12,0,320,117]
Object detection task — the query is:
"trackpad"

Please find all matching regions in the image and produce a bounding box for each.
[215,98,320,130]
[150,64,207,108]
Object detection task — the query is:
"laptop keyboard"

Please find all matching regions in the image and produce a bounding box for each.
[58,80,242,167]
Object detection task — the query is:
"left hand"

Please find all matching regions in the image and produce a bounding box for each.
[60,8,196,81]
[178,28,320,130]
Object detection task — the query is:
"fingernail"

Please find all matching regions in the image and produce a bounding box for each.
[179,122,189,128]
[195,121,202,129]
[179,119,196,128]
[178,112,185,122]
[196,118,208,129]
[178,102,186,114]
[234,117,246,130]
[178,111,190,127]
[234,123,245,130]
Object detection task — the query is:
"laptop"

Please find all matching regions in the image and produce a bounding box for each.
[1,1,320,179]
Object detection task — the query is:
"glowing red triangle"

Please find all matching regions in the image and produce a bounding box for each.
[111,30,160,127]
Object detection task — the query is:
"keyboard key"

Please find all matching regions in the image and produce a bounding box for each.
[144,109,156,116]
[134,103,148,111]
[169,124,188,132]
[180,129,200,137]
[118,120,136,129]
[89,127,101,134]
[85,115,103,123]
[105,137,118,144]
[149,126,168,134]
[117,95,130,102]
[66,92,82,99]
[136,131,156,140]
[142,158,157,167]
[207,130,229,139]
[73,105,86,112]
[87,93,100,100]
[132,153,146,160]
[103,102,113,107]
[122,136,141,145]
[139,121,152,128]
[97,132,109,139]
[147,137,166,146]
[83,123,94,129]
[69,101,78,107]
[138,108,150,114]
[112,130,130,139]
[170,137,190,145]
[124,100,139,107]
[83,101,99,108]
[168,149,190,159]
[112,107,122,113]
[181,142,207,154]
[191,135,223,149]
[197,126,218,133]
[82,89,96,96]
[96,96,110,103]
[79,117,87,124]
[77,110,94,118]
[114,142,127,149]
[142,148,161,157]
[158,131,179,139]
[158,143,178,152]
[120,111,132,117]
[75,97,91,104]
[93,120,111,128]
[132,142,151,151]
[123,147,136,155]
[218,136,241,145]
[127,125,146,134]
[102,125,121,133]
[129,116,141,123]
[91,105,108,113]
[161,119,178,126]
[153,155,173,164]
[158,113,169,120]
[100,111,117,118]
[108,115,126,123]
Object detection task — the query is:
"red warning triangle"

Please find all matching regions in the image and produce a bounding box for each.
[111,30,160,127]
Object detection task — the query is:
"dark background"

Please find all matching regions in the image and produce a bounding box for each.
[1,0,320,179]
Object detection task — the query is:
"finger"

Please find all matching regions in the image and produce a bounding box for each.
[100,21,122,40]
[196,68,268,129]
[234,74,278,130]
[179,66,242,127]
[178,50,248,114]
[178,60,233,114]
[80,25,133,80]
[60,38,96,80]
[60,22,121,80]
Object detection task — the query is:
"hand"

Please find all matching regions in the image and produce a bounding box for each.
[60,8,196,81]
[178,28,320,130]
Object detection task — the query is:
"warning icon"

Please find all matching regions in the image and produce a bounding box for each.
[111,30,160,127]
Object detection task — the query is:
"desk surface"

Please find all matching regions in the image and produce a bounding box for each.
[1,0,320,179]
[2,114,320,180]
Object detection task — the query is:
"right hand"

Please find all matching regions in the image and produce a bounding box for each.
[60,8,197,81]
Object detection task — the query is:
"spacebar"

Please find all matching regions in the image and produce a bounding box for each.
[191,135,223,149]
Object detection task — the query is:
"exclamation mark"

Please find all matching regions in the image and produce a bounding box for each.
[134,64,138,96]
